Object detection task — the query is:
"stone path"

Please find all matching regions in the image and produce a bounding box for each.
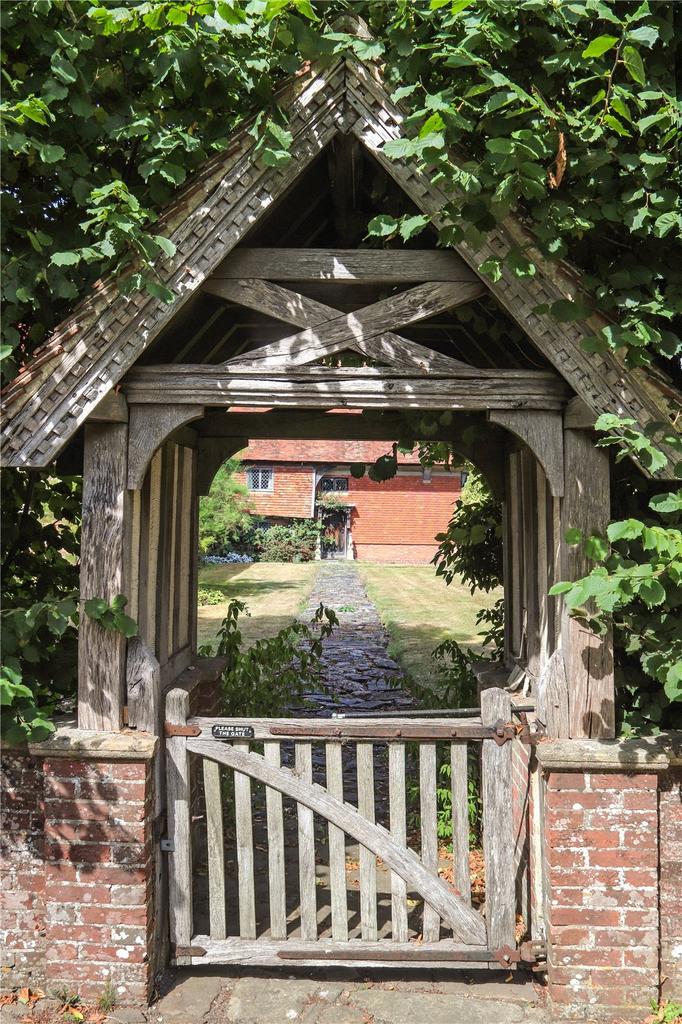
[293,562,414,718]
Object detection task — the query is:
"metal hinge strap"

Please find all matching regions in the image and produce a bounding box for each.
[164,722,201,737]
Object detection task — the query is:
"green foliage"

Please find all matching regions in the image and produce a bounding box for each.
[257,520,320,562]
[1,470,81,743]
[552,420,682,733]
[198,585,227,606]
[204,599,338,717]
[83,594,138,638]
[433,470,503,596]
[199,459,253,554]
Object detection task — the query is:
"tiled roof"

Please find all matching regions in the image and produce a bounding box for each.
[240,439,422,464]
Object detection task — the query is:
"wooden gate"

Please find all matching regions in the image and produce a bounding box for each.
[164,687,528,969]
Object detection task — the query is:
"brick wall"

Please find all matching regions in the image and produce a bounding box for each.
[349,473,461,562]
[659,765,682,998]
[1,748,156,1005]
[0,754,46,989]
[544,769,660,1020]
[239,463,313,518]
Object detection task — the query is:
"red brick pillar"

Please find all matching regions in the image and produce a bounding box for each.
[659,761,682,998]
[1,730,158,1006]
[538,741,669,1022]
[0,753,46,989]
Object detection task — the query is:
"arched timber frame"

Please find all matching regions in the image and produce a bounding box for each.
[4,21,676,741]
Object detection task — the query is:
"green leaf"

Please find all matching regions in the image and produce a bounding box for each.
[622,45,646,85]
[582,35,619,58]
[627,24,658,48]
[650,491,682,514]
[654,212,681,238]
[51,53,78,84]
[51,251,81,267]
[638,578,666,606]
[152,235,177,258]
[607,519,644,542]
[565,527,583,545]
[479,258,502,283]
[367,214,398,238]
[584,534,609,560]
[84,597,108,618]
[114,613,138,638]
[145,280,175,303]
[39,144,65,164]
[399,214,430,241]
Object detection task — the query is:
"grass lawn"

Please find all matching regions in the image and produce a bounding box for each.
[356,563,502,693]
[197,561,318,651]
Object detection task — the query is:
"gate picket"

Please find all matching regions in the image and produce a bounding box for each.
[325,743,348,941]
[388,742,408,942]
[264,743,287,939]
[420,742,440,942]
[450,743,471,905]
[234,741,256,939]
[481,688,516,948]
[202,759,226,939]
[296,742,318,940]
[356,742,378,941]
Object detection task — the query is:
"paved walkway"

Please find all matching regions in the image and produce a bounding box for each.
[294,561,414,717]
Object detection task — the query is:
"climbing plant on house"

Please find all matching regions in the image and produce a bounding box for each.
[1,0,680,739]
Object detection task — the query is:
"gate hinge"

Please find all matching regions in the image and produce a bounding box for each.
[493,940,546,968]
[164,722,201,737]
[172,944,206,959]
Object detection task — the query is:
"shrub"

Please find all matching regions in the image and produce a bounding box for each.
[258,521,320,563]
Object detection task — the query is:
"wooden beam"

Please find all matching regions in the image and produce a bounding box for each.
[196,437,249,495]
[564,396,595,430]
[203,277,471,373]
[89,390,128,423]
[219,281,484,369]
[561,429,614,738]
[78,422,130,731]
[123,367,569,411]
[211,247,480,283]
[488,409,564,497]
[127,404,204,490]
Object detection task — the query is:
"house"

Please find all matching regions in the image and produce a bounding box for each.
[238,438,464,564]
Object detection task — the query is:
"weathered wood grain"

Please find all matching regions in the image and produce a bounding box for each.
[165,687,193,964]
[561,429,614,738]
[123,366,569,411]
[420,743,440,942]
[211,247,480,283]
[536,649,570,740]
[450,743,471,906]
[78,422,130,731]
[187,737,486,944]
[88,390,128,423]
[127,404,204,490]
[203,758,227,940]
[488,409,564,498]
[356,743,378,941]
[189,716,479,740]
[296,742,317,941]
[176,447,193,651]
[481,688,516,949]
[234,741,256,940]
[264,743,287,940]
[190,935,499,969]
[325,742,348,941]
[138,450,162,653]
[388,742,408,942]
[208,277,471,373]
[126,636,160,735]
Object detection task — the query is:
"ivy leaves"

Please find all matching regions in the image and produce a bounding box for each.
[84,594,138,638]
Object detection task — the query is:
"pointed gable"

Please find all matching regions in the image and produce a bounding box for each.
[1,41,678,472]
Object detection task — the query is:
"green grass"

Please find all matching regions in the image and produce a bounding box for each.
[356,564,502,692]
[197,561,318,650]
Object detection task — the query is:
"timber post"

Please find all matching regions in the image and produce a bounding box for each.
[78,421,131,731]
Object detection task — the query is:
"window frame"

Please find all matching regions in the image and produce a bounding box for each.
[247,466,275,493]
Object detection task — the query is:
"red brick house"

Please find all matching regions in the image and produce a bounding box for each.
[237,439,464,564]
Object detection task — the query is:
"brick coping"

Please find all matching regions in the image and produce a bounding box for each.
[22,719,158,761]
[537,732,682,773]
